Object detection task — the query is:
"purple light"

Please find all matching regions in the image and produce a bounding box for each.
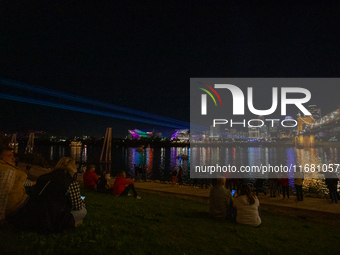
[129,130,140,140]
[171,130,180,140]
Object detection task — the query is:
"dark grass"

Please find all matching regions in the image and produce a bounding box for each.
[0,189,338,255]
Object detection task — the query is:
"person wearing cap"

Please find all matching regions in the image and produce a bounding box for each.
[83,165,98,190]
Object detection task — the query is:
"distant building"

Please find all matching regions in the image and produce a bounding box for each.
[170,129,189,141]
[210,125,220,139]
[128,129,162,140]
[308,105,321,120]
[248,127,261,139]
[281,116,297,137]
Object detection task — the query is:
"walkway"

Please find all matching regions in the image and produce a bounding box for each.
[133,181,340,215]
[18,163,340,215]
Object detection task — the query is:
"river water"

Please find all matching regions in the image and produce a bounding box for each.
[27,145,340,194]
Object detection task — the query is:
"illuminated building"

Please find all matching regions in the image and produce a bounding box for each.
[170,129,189,141]
[128,129,162,140]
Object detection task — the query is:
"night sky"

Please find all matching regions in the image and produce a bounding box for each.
[1,2,340,137]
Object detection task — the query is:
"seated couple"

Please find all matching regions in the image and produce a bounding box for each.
[112,171,141,199]
[209,177,261,227]
[83,165,112,193]
[0,151,86,232]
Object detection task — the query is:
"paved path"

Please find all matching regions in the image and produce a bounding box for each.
[133,181,340,215]
[19,164,340,215]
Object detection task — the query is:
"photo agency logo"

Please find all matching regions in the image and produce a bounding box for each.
[194,80,312,129]
[189,78,325,179]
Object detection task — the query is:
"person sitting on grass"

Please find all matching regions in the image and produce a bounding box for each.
[83,165,98,190]
[97,172,112,194]
[209,177,234,219]
[233,183,261,227]
[8,157,87,231]
[0,147,35,227]
[112,171,141,199]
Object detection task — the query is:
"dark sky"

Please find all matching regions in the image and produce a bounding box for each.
[1,1,340,137]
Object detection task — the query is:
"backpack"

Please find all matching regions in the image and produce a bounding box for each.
[15,169,75,232]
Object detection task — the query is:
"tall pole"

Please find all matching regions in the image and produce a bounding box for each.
[25,133,34,154]
[100,127,112,163]
[108,127,112,162]
[100,128,108,162]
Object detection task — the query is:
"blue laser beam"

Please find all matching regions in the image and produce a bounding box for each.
[0,93,190,129]
[0,78,190,127]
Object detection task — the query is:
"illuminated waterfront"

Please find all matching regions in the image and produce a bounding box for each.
[24,145,339,194]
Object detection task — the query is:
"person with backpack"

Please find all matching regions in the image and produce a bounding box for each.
[9,157,87,232]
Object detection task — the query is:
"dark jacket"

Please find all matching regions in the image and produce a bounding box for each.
[15,169,75,232]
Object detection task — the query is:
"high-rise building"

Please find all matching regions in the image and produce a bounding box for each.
[308,105,321,120]
[210,125,220,139]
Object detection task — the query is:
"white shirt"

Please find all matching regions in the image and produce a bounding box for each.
[233,195,261,227]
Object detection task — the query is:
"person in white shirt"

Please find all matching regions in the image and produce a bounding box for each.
[233,183,261,227]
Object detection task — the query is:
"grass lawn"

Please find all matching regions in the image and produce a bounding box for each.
[0,189,338,255]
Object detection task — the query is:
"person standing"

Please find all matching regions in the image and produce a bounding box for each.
[178,166,183,187]
[268,172,277,197]
[254,179,267,196]
[138,164,142,182]
[134,164,138,181]
[325,173,338,204]
[192,178,198,188]
[143,164,147,181]
[294,171,304,201]
[172,167,177,187]
[281,174,290,199]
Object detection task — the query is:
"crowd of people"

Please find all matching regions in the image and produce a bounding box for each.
[0,147,86,231]
[1,146,339,232]
[0,147,142,232]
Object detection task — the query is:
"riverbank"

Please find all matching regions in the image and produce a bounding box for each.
[20,164,339,215]
[1,188,339,255]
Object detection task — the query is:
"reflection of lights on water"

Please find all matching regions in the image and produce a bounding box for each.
[70,147,82,162]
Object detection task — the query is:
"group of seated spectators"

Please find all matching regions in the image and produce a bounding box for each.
[83,165,141,199]
[0,146,141,233]
[0,148,86,232]
[209,177,261,227]
[2,145,337,232]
